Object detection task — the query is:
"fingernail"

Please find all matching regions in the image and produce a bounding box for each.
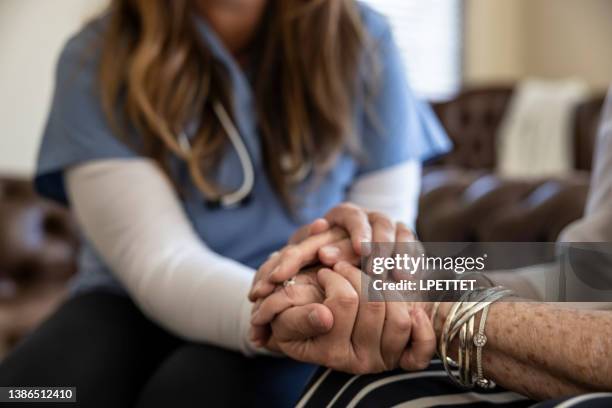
[321,246,340,259]
[308,310,322,329]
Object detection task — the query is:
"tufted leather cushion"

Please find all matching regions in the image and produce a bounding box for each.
[431,87,514,169]
[418,167,590,242]
[0,177,78,290]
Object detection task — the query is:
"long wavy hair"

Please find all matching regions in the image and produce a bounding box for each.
[99,0,371,206]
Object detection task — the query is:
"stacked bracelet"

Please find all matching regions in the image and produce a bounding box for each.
[474,300,491,388]
[436,286,513,389]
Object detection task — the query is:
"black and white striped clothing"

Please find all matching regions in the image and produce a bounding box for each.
[297,360,612,408]
[535,394,612,408]
[297,360,532,408]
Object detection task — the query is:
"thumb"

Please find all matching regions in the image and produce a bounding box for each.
[272,303,334,342]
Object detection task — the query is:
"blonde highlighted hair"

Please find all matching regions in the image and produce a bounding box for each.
[100,0,371,206]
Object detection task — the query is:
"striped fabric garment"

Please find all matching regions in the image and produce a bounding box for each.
[296,360,612,408]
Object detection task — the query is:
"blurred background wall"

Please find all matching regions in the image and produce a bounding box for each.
[0,0,107,176]
[0,0,610,176]
[465,0,612,90]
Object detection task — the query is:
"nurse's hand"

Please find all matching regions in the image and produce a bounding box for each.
[249,226,352,305]
[249,203,415,301]
[268,263,436,374]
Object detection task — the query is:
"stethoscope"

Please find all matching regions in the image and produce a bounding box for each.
[178,101,311,208]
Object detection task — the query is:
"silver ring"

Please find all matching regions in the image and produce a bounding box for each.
[283,277,297,288]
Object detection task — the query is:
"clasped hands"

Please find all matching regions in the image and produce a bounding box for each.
[248,204,436,374]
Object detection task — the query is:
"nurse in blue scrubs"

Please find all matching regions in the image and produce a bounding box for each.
[0,0,450,406]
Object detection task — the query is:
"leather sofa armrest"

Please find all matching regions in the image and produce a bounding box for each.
[417,168,590,242]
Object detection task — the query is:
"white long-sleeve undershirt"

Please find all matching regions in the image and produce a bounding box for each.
[65,159,421,355]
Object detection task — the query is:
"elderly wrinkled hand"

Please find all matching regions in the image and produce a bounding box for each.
[265,263,436,374]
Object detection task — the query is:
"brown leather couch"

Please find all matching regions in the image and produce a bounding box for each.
[0,87,606,357]
[0,177,78,355]
[417,87,606,242]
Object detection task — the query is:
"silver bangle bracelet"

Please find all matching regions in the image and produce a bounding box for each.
[437,286,514,389]
[474,302,495,389]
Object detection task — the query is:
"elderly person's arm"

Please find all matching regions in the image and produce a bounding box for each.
[433,300,612,399]
[263,266,612,400]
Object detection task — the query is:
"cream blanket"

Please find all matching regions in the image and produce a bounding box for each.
[497,78,590,177]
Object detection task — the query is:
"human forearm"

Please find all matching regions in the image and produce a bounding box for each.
[66,159,261,355]
[482,349,587,399]
[435,301,612,399]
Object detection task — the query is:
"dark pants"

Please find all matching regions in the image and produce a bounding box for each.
[0,292,316,408]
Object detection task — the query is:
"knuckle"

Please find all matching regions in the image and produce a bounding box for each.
[338,203,361,217]
[282,245,300,259]
[364,301,386,314]
[368,211,384,221]
[377,218,395,232]
[370,213,394,229]
[392,310,413,332]
[333,292,359,309]
[395,316,413,333]
[338,202,358,212]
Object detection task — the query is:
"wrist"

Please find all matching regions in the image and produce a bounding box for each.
[436,287,513,389]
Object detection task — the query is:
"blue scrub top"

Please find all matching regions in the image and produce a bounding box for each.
[35,2,451,293]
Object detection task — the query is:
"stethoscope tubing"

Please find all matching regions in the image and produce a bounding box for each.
[180,100,311,208]
[179,101,255,207]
